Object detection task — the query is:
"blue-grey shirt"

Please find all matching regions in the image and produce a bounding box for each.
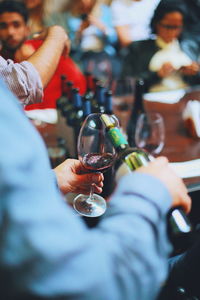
[0,80,172,300]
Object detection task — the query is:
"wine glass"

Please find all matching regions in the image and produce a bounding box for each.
[135,112,165,155]
[73,113,117,217]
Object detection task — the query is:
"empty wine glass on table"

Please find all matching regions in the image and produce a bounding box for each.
[73,113,117,217]
[135,112,165,155]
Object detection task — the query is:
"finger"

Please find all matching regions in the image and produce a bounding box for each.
[149,156,168,168]
[73,185,103,195]
[78,172,104,185]
[155,156,169,164]
[77,180,104,189]
[176,193,191,214]
[173,179,191,213]
[179,184,192,213]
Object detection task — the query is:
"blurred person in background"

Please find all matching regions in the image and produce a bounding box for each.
[121,1,200,92]
[61,0,120,82]
[110,0,161,49]
[0,0,86,114]
[183,0,200,44]
[0,75,192,300]
[0,22,70,106]
[161,0,200,47]
[23,0,68,35]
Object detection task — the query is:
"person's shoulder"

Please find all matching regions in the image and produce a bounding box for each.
[0,55,6,64]
[129,39,156,50]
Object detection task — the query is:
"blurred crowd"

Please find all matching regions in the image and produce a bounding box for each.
[1,1,200,300]
[0,0,199,94]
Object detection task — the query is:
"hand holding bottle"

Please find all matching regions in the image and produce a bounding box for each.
[101,113,192,237]
[137,156,191,214]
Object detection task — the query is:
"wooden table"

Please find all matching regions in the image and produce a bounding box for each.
[113,87,200,190]
[34,86,200,190]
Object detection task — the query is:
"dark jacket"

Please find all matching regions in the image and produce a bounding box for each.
[122,38,200,92]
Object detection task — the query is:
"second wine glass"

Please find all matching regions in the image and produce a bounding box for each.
[135,112,165,155]
[73,113,117,217]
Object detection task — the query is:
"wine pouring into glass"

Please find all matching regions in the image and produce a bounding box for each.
[73,113,117,217]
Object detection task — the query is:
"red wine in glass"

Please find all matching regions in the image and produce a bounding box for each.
[73,113,117,217]
[82,152,115,172]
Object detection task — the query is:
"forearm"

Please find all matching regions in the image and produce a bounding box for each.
[27,26,69,88]
[115,25,132,48]
[98,172,172,300]
[0,57,43,105]
[2,172,172,300]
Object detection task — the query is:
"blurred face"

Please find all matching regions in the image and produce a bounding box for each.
[76,0,96,14]
[0,12,29,51]
[156,12,183,43]
[24,0,42,10]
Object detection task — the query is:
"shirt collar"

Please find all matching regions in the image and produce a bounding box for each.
[156,37,179,50]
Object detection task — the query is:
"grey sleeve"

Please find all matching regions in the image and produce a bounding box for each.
[0,81,173,300]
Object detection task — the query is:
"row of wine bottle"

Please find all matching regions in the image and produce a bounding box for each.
[56,73,114,138]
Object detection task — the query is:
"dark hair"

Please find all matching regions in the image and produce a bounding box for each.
[0,1,29,23]
[150,1,187,34]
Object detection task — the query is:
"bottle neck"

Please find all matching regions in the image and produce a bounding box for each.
[132,79,145,114]
[105,90,113,115]
[85,72,94,92]
[83,99,91,118]
[101,114,150,169]
[106,126,129,153]
[72,89,82,110]
[61,75,67,95]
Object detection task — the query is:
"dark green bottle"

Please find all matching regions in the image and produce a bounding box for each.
[127,78,146,147]
[101,113,192,241]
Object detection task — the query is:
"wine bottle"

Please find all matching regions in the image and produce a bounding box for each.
[62,81,74,119]
[67,88,83,127]
[104,89,113,115]
[61,74,67,92]
[93,83,106,113]
[127,78,146,147]
[100,113,192,240]
[56,75,67,111]
[85,71,94,93]
[82,93,92,120]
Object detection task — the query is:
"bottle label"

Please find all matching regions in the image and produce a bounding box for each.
[107,128,128,148]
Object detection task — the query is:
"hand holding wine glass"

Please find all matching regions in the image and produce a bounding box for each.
[73,113,117,217]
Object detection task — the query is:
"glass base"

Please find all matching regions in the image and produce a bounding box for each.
[73,194,107,217]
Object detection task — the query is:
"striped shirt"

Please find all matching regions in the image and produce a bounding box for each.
[0,56,43,105]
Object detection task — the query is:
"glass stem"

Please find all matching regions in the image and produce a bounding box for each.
[88,183,95,201]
